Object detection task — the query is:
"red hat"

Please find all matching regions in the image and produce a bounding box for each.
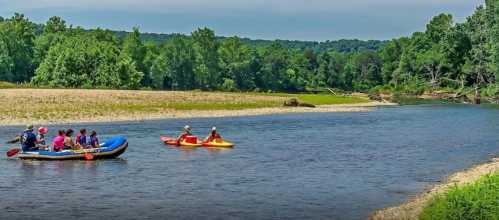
[38,127,48,135]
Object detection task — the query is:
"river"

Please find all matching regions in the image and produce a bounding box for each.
[0,105,498,220]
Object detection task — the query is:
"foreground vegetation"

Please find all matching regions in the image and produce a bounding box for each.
[0,0,498,97]
[420,174,498,220]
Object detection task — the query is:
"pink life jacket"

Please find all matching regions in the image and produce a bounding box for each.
[53,135,65,151]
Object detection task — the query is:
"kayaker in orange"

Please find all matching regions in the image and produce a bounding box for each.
[176,125,192,142]
[204,127,222,143]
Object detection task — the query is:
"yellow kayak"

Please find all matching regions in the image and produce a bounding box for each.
[202,140,235,148]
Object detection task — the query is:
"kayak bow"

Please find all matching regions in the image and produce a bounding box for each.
[202,140,234,148]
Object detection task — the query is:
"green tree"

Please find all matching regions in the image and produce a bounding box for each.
[192,28,220,90]
[116,55,144,89]
[486,0,499,79]
[260,43,290,91]
[33,32,142,89]
[44,16,66,34]
[415,46,448,89]
[464,6,494,88]
[152,35,196,90]
[0,39,14,81]
[218,36,255,90]
[380,38,406,84]
[33,16,67,67]
[440,23,472,88]
[122,27,146,79]
[426,14,454,44]
[0,13,35,82]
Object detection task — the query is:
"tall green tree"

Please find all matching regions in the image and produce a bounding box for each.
[0,39,14,81]
[0,13,35,82]
[151,35,196,90]
[121,27,147,87]
[380,38,406,84]
[464,6,493,88]
[486,0,499,78]
[260,43,290,91]
[33,16,67,67]
[218,36,255,91]
[44,16,66,34]
[192,28,220,90]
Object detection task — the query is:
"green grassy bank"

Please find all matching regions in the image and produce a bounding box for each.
[420,174,498,220]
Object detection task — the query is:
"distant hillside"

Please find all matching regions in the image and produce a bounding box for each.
[112,30,387,53]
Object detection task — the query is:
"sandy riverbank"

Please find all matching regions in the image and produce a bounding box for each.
[0,89,395,126]
[369,157,499,220]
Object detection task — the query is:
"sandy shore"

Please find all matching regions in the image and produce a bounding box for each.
[0,89,396,126]
[369,157,499,220]
[0,102,396,126]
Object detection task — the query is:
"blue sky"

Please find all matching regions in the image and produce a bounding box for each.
[0,0,484,41]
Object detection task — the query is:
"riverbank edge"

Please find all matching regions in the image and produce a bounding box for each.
[0,101,397,126]
[369,157,499,220]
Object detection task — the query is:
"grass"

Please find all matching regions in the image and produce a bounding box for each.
[257,93,369,105]
[419,174,499,220]
[294,94,368,105]
[0,89,369,124]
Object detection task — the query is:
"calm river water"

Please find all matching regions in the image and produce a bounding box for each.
[0,105,498,220]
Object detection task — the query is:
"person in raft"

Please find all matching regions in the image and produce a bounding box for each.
[64,129,77,150]
[177,125,193,142]
[89,131,100,148]
[20,125,38,152]
[53,130,65,152]
[36,127,50,151]
[75,128,88,148]
[204,127,222,143]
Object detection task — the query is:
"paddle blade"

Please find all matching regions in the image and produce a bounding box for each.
[84,153,94,160]
[6,148,20,157]
[6,136,20,144]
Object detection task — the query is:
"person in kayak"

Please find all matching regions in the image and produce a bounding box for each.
[36,127,49,151]
[53,130,65,152]
[76,128,88,148]
[89,131,100,148]
[20,125,38,152]
[176,125,193,143]
[64,129,76,150]
[204,127,222,143]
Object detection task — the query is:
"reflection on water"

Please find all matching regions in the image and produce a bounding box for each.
[0,105,498,220]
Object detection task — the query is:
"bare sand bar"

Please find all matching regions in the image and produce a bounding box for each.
[0,89,396,126]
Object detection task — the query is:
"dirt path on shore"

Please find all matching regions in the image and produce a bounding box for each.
[369,157,499,220]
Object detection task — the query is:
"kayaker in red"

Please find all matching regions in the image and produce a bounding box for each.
[204,127,222,143]
[176,125,192,143]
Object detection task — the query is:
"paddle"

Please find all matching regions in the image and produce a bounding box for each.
[6,136,20,144]
[6,148,20,157]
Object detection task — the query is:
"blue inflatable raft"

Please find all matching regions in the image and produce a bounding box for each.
[18,136,128,160]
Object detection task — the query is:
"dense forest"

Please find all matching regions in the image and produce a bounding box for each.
[0,0,498,96]
[112,30,387,53]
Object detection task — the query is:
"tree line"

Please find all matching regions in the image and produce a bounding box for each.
[0,0,498,95]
